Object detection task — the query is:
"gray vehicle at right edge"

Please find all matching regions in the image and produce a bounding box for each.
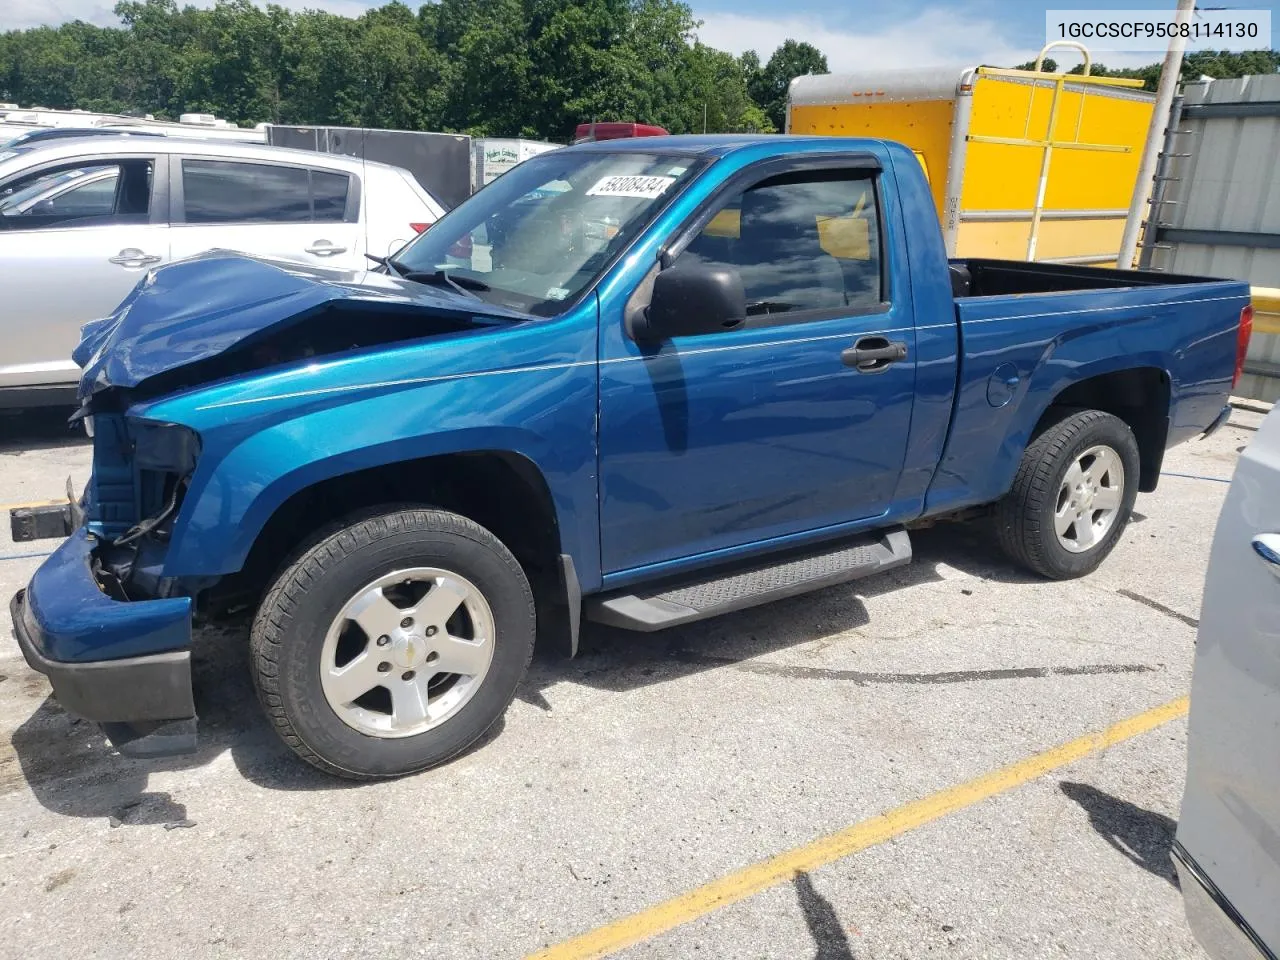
[1177,404,1280,960]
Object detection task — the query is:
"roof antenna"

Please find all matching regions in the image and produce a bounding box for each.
[361,124,369,267]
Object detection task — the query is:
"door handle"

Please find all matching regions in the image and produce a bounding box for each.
[305,241,347,256]
[841,336,908,372]
[1252,534,1280,579]
[108,248,162,267]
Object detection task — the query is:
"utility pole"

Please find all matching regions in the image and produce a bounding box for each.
[1117,0,1196,269]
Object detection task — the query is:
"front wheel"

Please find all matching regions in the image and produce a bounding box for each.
[996,409,1140,580]
[250,507,535,779]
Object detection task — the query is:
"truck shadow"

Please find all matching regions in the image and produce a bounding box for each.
[6,523,1046,812]
[520,522,1045,705]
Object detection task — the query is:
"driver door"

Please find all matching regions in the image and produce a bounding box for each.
[598,160,917,575]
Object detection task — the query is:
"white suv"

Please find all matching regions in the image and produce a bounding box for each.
[0,135,446,406]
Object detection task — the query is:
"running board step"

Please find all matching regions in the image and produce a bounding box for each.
[586,528,911,632]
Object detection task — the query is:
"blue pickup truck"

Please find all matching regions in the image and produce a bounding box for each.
[11,135,1253,779]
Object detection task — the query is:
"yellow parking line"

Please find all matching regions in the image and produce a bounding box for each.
[526,696,1190,960]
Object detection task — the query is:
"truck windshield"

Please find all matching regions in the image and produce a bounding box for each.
[393,150,702,316]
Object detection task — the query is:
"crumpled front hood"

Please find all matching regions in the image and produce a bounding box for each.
[75,251,526,399]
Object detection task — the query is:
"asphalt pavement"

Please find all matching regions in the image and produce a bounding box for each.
[0,403,1261,960]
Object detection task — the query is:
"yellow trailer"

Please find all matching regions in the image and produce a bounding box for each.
[786,48,1155,264]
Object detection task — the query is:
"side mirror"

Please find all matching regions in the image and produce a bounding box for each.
[635,260,747,340]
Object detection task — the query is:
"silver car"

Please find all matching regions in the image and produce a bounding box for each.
[1177,403,1280,959]
[0,136,446,406]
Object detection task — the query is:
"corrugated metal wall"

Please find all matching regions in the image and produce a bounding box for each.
[1146,74,1280,402]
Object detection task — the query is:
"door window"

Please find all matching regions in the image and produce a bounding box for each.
[680,170,884,319]
[181,160,351,223]
[312,170,350,221]
[41,171,119,217]
[0,160,153,230]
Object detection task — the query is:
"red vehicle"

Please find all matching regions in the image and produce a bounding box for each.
[572,122,669,144]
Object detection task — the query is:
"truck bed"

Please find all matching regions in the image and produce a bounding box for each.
[949,258,1226,298]
[925,260,1251,520]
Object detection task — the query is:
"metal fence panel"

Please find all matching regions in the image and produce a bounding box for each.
[1149,74,1280,402]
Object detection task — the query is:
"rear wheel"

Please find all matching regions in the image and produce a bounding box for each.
[997,409,1139,580]
[250,507,535,779]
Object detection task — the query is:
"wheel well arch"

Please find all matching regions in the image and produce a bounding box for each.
[217,450,563,609]
[1035,367,1170,492]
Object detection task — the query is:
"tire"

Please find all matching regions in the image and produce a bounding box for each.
[996,408,1140,580]
[250,507,535,780]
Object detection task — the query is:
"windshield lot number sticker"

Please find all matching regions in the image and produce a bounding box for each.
[586,175,675,199]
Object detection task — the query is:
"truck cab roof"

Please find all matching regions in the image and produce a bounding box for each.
[565,134,891,158]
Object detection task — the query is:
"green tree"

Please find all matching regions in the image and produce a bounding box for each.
[0,0,834,139]
[280,11,365,126]
[748,39,827,131]
[0,27,85,110]
[671,42,772,133]
[1013,57,1057,72]
[176,0,290,124]
[350,2,445,130]
[439,0,532,135]
[611,0,700,132]
[112,0,199,118]
[738,49,760,89]
[524,0,635,139]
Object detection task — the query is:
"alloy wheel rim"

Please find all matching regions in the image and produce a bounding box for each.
[319,567,495,738]
[1054,444,1124,554]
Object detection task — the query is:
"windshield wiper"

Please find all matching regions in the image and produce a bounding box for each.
[364,253,409,277]
[368,254,489,302]
[401,269,490,301]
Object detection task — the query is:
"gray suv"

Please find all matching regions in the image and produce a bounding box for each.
[1177,403,1280,960]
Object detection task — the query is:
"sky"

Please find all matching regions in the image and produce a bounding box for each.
[3,0,1278,73]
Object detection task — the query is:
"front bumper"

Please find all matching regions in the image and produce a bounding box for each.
[11,529,198,757]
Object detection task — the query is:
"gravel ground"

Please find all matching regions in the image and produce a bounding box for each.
[0,404,1261,960]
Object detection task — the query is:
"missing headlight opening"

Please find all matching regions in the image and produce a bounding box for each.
[111,475,187,547]
[119,421,200,546]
